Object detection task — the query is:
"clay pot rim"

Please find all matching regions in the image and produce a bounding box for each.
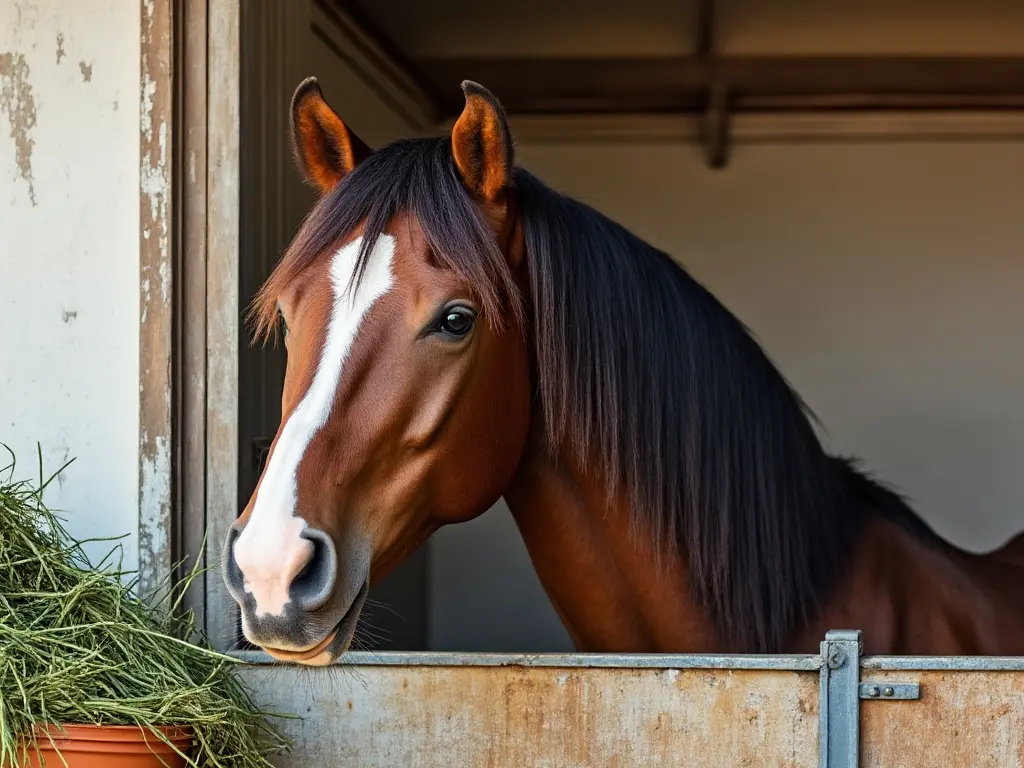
[31,723,194,745]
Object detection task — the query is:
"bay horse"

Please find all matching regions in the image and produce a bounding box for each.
[222,77,1024,665]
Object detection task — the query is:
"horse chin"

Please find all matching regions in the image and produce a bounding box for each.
[261,579,370,667]
[309,577,370,666]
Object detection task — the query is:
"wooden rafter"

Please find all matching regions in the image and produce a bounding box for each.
[696,0,715,59]
[416,56,1024,116]
[333,2,1024,167]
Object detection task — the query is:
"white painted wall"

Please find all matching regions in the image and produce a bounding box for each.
[0,1,141,567]
[429,138,1024,651]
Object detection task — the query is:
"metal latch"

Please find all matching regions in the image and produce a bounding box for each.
[859,682,920,700]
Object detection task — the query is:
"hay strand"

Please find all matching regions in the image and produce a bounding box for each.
[0,447,291,767]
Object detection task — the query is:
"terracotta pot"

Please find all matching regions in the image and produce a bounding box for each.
[21,724,194,768]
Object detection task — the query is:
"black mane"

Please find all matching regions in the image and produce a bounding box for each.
[257,137,932,653]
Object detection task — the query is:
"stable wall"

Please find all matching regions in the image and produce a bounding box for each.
[516,139,1024,553]
[0,1,141,567]
[429,137,1024,651]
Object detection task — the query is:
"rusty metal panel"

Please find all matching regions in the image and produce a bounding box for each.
[861,670,1024,768]
[239,664,818,767]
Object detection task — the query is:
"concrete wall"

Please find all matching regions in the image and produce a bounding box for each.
[428,138,1024,652]
[0,1,140,567]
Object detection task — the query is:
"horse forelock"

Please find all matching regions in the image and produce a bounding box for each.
[250,138,523,346]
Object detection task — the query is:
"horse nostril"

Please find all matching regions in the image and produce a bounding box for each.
[292,528,338,612]
[223,525,246,600]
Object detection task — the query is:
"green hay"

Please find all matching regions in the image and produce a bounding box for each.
[0,448,291,767]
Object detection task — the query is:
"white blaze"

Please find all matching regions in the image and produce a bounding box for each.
[233,235,395,617]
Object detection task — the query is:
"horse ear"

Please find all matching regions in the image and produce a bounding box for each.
[290,77,371,194]
[451,81,513,202]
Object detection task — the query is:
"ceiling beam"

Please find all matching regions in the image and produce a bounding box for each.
[417,56,1024,116]
[696,0,715,59]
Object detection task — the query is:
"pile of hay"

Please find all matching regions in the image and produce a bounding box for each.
[0,451,290,767]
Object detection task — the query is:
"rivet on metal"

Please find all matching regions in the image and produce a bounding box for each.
[827,647,847,670]
[859,681,921,701]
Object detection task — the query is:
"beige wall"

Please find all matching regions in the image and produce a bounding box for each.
[515,139,1024,552]
[0,1,141,567]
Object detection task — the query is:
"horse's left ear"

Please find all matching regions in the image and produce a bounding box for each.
[451,80,513,202]
[290,77,372,194]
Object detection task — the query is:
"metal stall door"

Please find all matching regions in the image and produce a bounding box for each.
[238,649,821,767]
[237,630,1024,767]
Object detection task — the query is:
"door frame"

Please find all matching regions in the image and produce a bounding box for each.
[138,0,241,647]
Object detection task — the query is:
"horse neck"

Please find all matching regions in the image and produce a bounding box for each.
[503,432,1022,656]
[503,435,721,653]
[506,443,918,655]
[500,187,1014,655]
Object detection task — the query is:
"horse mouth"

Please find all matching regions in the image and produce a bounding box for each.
[263,629,338,663]
[261,579,369,666]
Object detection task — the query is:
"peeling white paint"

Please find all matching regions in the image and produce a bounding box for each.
[139,432,171,584]
[139,51,156,139]
[139,117,169,257]
[138,0,174,600]
[0,0,142,569]
[157,245,170,302]
[140,279,151,323]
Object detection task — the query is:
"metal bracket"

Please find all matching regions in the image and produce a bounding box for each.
[702,81,730,169]
[859,682,920,700]
[819,631,923,767]
[819,630,862,768]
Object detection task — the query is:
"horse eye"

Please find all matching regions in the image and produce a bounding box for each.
[439,307,474,337]
[277,309,289,337]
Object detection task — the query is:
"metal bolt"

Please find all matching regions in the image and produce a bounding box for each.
[827,647,847,670]
[867,686,880,698]
[883,687,895,697]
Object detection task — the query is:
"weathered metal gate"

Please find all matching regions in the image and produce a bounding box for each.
[236,630,1024,767]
